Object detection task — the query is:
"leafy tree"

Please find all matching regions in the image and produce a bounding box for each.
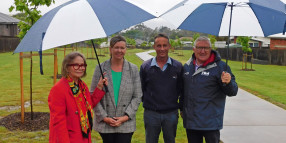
[176,37,182,49]
[181,38,191,41]
[9,0,55,39]
[170,39,176,47]
[85,37,107,48]
[12,13,26,21]
[208,35,217,49]
[119,25,208,44]
[9,0,55,121]
[123,29,144,39]
[176,37,184,56]
[94,38,108,48]
[237,36,252,53]
[141,41,147,47]
[147,42,152,47]
[126,38,136,46]
[192,33,200,47]
[169,39,176,52]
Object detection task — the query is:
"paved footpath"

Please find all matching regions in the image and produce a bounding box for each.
[221,88,286,143]
[135,50,155,61]
[136,51,286,143]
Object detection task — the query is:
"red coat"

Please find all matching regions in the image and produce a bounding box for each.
[48,78,105,143]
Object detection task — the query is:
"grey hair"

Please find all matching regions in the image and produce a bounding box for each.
[61,51,87,78]
[194,36,211,48]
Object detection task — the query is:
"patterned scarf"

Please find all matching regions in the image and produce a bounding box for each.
[66,76,93,138]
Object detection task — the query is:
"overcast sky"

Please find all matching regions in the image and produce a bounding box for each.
[0,0,71,15]
[2,0,286,15]
[1,0,285,30]
[0,0,176,29]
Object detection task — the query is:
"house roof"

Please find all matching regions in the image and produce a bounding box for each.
[268,33,286,39]
[231,36,270,45]
[0,12,20,24]
[251,37,270,45]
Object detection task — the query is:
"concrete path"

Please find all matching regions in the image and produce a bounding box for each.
[221,88,286,143]
[135,50,155,61]
[136,51,286,143]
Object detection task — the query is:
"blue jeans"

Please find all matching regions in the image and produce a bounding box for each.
[144,109,178,143]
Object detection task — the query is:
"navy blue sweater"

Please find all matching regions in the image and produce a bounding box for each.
[140,58,183,113]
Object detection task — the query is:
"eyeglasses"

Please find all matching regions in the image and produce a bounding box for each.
[68,64,87,70]
[195,46,211,51]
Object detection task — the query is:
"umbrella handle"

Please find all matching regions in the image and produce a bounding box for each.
[91,40,109,93]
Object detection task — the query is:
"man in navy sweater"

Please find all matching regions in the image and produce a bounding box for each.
[140,33,183,143]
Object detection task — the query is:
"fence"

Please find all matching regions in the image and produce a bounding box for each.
[217,48,286,66]
[0,37,20,53]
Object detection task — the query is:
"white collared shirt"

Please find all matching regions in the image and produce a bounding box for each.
[151,57,172,71]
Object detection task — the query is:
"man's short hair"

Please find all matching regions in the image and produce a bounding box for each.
[194,36,211,48]
[154,33,169,43]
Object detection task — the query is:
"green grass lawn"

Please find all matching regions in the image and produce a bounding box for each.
[0,48,285,142]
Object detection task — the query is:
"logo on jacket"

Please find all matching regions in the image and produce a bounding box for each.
[201,71,209,76]
[172,75,177,79]
[184,72,189,75]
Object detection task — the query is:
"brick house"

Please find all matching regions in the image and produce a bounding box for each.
[268,33,286,50]
[0,12,20,52]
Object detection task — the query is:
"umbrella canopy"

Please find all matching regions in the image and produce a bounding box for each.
[126,0,186,17]
[161,0,286,37]
[161,0,286,70]
[125,0,187,29]
[14,0,156,53]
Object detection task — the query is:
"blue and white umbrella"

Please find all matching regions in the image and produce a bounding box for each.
[161,0,286,37]
[14,0,156,53]
[161,0,286,68]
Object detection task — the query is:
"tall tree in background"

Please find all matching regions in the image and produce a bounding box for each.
[12,13,26,21]
[9,0,55,121]
[126,37,136,48]
[169,39,176,52]
[237,36,252,53]
[9,0,55,39]
[176,37,184,56]
[237,36,253,71]
[208,35,217,50]
[192,33,200,47]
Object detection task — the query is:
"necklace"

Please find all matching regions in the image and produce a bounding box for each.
[71,83,79,95]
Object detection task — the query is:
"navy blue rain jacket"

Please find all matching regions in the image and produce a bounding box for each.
[182,50,238,130]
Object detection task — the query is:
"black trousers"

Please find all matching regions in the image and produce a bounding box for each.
[186,129,220,143]
[99,132,134,143]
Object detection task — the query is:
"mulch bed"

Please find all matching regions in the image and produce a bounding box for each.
[0,112,50,131]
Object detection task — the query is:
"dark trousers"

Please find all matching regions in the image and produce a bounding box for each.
[99,132,134,143]
[144,109,179,143]
[186,129,220,143]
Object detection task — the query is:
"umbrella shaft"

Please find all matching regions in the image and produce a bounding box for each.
[226,2,234,71]
[91,40,109,92]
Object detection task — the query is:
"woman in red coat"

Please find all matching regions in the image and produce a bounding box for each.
[48,52,107,143]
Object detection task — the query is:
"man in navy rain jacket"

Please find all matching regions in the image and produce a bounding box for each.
[182,36,238,143]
